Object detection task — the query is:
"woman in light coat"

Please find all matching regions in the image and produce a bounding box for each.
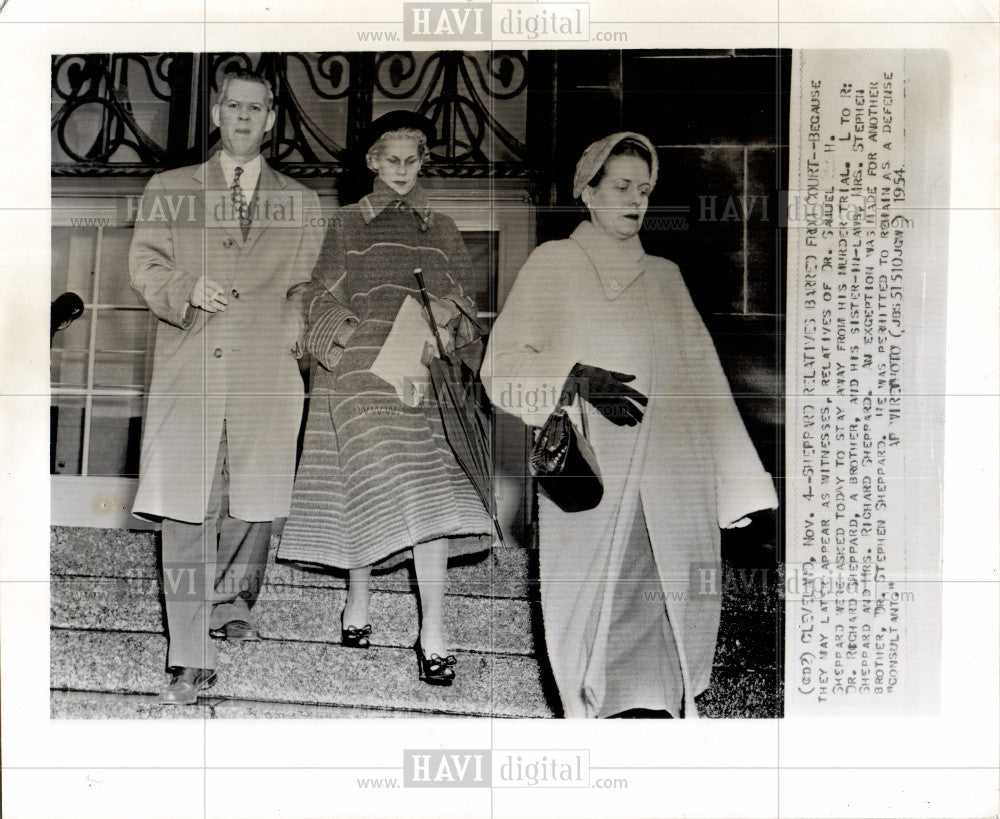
[481,132,778,717]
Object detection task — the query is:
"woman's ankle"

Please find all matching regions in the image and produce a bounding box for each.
[342,599,370,628]
[418,626,449,657]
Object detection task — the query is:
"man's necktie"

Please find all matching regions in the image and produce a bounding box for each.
[231,166,252,240]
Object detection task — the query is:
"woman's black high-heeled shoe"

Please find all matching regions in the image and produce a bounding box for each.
[340,612,372,649]
[414,641,456,686]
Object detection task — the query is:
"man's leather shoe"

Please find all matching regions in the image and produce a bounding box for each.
[157,667,217,706]
[209,619,261,642]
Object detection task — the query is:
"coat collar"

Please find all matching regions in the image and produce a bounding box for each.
[192,151,287,191]
[218,150,262,190]
[358,178,430,225]
[570,219,646,301]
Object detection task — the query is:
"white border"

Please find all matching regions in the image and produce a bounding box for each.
[1,3,997,818]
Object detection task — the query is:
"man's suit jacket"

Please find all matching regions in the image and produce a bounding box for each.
[130,152,324,523]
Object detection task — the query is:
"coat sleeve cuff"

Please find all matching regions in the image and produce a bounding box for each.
[307,304,358,371]
[167,271,200,329]
[716,473,778,529]
[482,352,578,428]
[179,302,195,329]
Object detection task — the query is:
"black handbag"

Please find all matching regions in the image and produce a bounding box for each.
[530,388,603,513]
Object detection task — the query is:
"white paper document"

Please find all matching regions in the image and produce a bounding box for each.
[370,295,438,407]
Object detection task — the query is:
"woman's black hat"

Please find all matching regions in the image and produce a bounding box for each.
[360,110,437,155]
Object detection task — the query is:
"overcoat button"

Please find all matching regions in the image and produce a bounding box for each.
[213,348,223,358]
[223,239,234,248]
[609,279,621,290]
[231,289,240,299]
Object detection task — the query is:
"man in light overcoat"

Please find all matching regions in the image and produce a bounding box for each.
[129,67,323,704]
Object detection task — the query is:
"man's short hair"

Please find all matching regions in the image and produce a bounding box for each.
[216,67,274,111]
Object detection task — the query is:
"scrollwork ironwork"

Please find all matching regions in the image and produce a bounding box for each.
[52,52,532,178]
[287,53,352,100]
[466,52,527,101]
[373,51,528,163]
[51,54,170,166]
[375,52,432,100]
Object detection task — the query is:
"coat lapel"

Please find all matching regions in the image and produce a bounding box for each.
[196,154,244,248]
[243,160,289,253]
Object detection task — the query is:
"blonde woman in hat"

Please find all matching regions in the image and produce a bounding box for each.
[278,111,492,685]
[482,132,777,717]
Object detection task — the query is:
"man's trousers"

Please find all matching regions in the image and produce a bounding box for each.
[160,424,271,670]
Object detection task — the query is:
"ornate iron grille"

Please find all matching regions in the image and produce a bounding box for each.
[52,52,533,179]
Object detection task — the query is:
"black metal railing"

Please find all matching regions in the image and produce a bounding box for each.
[51,51,533,179]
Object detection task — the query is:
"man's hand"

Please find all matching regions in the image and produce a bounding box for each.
[568,362,649,427]
[189,277,229,313]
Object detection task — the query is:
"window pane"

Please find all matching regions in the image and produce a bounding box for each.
[51,305,92,351]
[98,227,144,306]
[95,308,152,353]
[459,230,498,315]
[51,227,96,299]
[51,349,89,389]
[51,394,85,475]
[92,308,153,388]
[93,352,148,389]
[50,308,91,388]
[87,394,144,477]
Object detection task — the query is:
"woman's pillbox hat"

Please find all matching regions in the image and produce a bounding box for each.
[361,110,437,155]
[572,131,659,199]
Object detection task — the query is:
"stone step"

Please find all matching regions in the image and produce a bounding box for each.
[51,527,774,618]
[50,628,776,719]
[50,629,555,718]
[51,526,532,598]
[51,572,774,671]
[50,525,780,718]
[51,577,539,656]
[50,690,444,719]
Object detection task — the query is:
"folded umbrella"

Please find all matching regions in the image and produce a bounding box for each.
[413,268,506,547]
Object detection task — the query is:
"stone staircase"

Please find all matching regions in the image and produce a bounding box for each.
[50,524,780,719]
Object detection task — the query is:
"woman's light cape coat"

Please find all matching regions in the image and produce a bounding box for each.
[482,220,777,717]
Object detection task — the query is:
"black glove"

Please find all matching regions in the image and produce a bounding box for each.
[50,292,84,341]
[566,363,648,427]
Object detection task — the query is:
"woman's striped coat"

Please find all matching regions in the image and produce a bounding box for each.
[278,180,493,570]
